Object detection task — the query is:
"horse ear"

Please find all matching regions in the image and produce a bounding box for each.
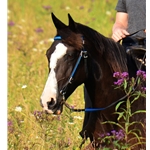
[51,12,67,30]
[68,13,77,32]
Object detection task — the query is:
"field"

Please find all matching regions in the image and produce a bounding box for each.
[8,0,118,149]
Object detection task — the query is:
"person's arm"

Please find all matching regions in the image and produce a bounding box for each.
[112,12,129,42]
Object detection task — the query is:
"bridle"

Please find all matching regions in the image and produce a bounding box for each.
[54,36,88,96]
[53,32,145,112]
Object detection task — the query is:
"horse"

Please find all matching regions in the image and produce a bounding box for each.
[40,13,146,149]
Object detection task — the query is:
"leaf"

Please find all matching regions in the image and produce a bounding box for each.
[117,112,125,121]
[130,141,146,149]
[102,121,124,131]
[131,110,146,116]
[137,77,141,85]
[127,131,142,142]
[113,112,126,121]
[131,94,140,104]
[124,79,127,90]
[128,121,144,130]
[115,101,125,111]
[126,99,131,116]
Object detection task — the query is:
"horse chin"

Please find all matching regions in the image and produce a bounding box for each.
[54,109,62,115]
[44,105,63,115]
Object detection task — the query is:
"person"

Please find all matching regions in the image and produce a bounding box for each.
[112,0,146,71]
[112,0,146,42]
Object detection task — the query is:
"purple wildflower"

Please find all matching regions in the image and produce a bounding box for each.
[88,8,92,13]
[71,105,75,109]
[8,120,13,126]
[121,72,129,79]
[106,132,110,136]
[111,130,116,135]
[42,5,51,10]
[67,138,71,146]
[57,115,61,121]
[8,120,14,133]
[141,87,146,92]
[111,129,125,140]
[79,6,84,10]
[136,70,146,80]
[98,133,105,138]
[115,129,125,140]
[114,78,124,86]
[34,27,44,33]
[8,21,15,26]
[113,72,121,78]
[33,110,43,118]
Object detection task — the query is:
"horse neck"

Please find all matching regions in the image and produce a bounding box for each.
[84,55,125,108]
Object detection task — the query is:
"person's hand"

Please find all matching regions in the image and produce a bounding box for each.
[112,28,129,42]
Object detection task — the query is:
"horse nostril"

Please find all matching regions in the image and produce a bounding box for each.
[47,98,55,109]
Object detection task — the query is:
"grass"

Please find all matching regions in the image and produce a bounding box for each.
[8,0,118,149]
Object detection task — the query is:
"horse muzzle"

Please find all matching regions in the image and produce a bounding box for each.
[40,98,63,115]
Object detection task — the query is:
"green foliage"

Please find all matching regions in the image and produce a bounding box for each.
[101,72,146,149]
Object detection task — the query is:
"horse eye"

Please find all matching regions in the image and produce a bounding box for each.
[66,52,76,61]
[67,51,76,57]
[68,53,73,57]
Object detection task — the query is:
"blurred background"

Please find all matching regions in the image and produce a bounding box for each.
[7,0,117,149]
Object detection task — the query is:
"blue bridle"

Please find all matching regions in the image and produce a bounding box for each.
[53,35,128,112]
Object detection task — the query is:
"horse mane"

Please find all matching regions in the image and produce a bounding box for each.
[76,23,128,73]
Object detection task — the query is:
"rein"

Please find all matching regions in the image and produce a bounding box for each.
[54,32,145,112]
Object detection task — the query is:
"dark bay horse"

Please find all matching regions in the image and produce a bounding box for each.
[40,13,146,149]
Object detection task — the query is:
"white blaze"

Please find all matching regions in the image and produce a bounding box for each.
[41,43,67,112]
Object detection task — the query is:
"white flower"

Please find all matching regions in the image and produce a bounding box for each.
[65,6,70,10]
[21,19,25,22]
[32,48,38,52]
[15,106,22,112]
[39,40,44,45]
[106,11,111,16]
[48,38,54,42]
[36,136,39,139]
[22,85,27,89]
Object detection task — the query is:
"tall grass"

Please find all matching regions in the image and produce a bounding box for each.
[8,0,117,149]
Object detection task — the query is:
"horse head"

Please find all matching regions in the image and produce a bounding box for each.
[40,13,87,114]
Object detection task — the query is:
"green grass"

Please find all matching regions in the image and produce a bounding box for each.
[8,0,117,149]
